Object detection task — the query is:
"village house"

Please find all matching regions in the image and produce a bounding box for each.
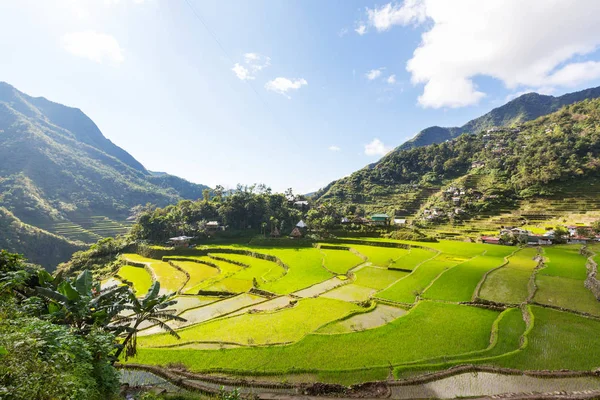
[481,236,501,244]
[393,218,407,226]
[370,213,390,226]
[168,235,194,247]
[471,161,485,169]
[206,221,221,231]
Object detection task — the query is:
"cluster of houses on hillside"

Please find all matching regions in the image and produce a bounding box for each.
[340,214,407,227]
[481,225,600,246]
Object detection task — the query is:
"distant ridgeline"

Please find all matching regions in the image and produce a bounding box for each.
[315,97,600,232]
[0,82,210,269]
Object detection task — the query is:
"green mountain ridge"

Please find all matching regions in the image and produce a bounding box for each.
[399,86,600,151]
[315,96,600,236]
[0,82,210,268]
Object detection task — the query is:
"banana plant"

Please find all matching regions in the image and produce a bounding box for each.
[112,281,186,360]
[36,270,130,335]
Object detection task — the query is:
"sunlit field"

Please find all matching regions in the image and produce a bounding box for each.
[111,238,600,384]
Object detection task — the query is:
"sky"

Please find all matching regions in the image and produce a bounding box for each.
[3,0,600,194]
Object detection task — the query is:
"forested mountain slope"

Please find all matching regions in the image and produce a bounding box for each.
[398,86,600,151]
[0,207,83,268]
[315,98,600,231]
[0,82,209,265]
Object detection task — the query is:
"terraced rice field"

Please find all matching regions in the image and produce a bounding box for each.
[117,265,153,296]
[320,248,364,274]
[43,215,131,243]
[112,238,600,387]
[479,247,539,304]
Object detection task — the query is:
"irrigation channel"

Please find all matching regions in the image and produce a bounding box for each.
[119,366,600,399]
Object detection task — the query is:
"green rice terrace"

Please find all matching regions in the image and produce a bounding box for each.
[107,238,600,395]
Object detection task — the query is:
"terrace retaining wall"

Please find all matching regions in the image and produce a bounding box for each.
[584,255,600,301]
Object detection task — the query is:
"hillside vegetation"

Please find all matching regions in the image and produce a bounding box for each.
[315,97,600,233]
[398,85,600,150]
[0,82,210,265]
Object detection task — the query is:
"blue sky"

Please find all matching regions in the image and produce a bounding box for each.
[3,0,600,193]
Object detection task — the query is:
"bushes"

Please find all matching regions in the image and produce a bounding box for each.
[0,309,119,399]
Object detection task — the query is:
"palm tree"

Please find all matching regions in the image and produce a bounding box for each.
[113,281,186,360]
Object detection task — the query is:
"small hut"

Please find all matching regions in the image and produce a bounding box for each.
[296,220,307,229]
[289,227,303,239]
[168,235,194,247]
[271,227,281,238]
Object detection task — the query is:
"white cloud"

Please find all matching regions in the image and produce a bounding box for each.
[338,28,349,37]
[387,74,397,84]
[328,145,341,152]
[265,77,308,99]
[232,63,253,80]
[366,0,427,31]
[366,68,383,80]
[364,138,392,156]
[61,31,124,64]
[360,0,600,108]
[232,53,270,80]
[355,25,367,35]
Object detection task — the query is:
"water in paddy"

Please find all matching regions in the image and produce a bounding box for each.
[390,372,600,399]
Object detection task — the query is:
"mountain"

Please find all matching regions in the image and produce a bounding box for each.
[0,207,84,268]
[399,86,600,150]
[315,97,600,236]
[0,82,210,268]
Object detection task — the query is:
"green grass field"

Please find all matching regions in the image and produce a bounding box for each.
[139,297,361,347]
[479,247,539,304]
[534,275,600,316]
[540,245,588,279]
[347,245,409,268]
[496,306,600,370]
[111,238,600,383]
[129,301,499,372]
[353,266,408,290]
[171,261,220,294]
[376,255,466,304]
[260,248,334,294]
[117,265,153,296]
[320,248,364,274]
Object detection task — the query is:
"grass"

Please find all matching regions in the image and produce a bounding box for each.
[423,253,512,302]
[347,245,409,268]
[376,255,467,304]
[540,245,588,279]
[321,284,376,302]
[117,265,153,296]
[352,266,408,290]
[390,248,437,270]
[320,249,364,274]
[496,306,600,370]
[208,253,285,283]
[170,261,219,294]
[479,247,539,304]
[139,297,361,347]
[259,248,334,294]
[117,240,600,381]
[534,275,600,316]
[123,254,187,293]
[393,307,527,377]
[317,304,407,334]
[128,301,499,373]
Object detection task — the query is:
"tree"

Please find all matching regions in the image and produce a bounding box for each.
[202,188,211,202]
[113,282,186,360]
[36,270,130,335]
[553,225,569,243]
[592,219,600,234]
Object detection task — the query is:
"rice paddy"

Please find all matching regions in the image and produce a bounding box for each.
[111,238,600,385]
[479,247,539,304]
